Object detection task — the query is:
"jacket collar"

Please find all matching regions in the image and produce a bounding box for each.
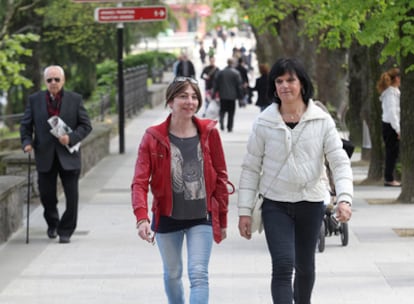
[258,99,330,127]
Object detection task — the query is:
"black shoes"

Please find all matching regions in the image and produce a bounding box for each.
[47,227,70,244]
[47,227,57,239]
[47,227,71,243]
[59,235,71,244]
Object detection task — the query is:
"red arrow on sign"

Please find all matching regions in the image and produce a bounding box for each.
[94,6,167,23]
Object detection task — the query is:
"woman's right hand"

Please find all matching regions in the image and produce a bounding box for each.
[238,216,252,240]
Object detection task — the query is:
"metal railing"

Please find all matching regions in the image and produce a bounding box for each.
[123,65,148,118]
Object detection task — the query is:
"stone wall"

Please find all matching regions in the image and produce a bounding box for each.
[0,176,25,242]
[147,83,168,108]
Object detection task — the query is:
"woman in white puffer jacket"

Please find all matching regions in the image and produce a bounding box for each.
[238,58,353,304]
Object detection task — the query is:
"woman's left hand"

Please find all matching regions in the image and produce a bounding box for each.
[335,202,352,222]
[221,228,227,241]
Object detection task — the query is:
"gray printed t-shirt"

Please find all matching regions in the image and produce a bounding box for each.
[169,133,207,220]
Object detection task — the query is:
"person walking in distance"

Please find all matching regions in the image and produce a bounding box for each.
[252,63,271,112]
[212,58,243,132]
[131,77,233,304]
[376,67,401,187]
[236,57,250,107]
[176,53,196,78]
[200,56,220,115]
[20,65,92,244]
[238,58,353,304]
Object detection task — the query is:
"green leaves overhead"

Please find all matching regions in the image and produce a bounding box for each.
[35,1,116,62]
[0,33,39,92]
[214,0,414,64]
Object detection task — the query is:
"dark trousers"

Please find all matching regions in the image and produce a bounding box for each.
[37,155,80,237]
[382,122,399,182]
[262,199,325,304]
[219,99,236,132]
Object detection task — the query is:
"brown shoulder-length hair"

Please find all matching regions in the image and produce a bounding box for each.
[165,78,203,112]
[376,67,400,94]
[258,63,269,76]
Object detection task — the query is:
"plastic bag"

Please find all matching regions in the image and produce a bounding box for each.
[205,100,220,119]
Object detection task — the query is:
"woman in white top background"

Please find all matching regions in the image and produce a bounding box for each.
[376,67,401,187]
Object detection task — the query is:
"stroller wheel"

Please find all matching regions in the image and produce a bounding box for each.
[318,220,326,252]
[340,222,349,246]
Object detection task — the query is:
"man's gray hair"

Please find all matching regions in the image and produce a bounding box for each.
[44,65,65,77]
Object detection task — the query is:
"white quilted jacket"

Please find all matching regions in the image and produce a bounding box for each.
[238,100,353,216]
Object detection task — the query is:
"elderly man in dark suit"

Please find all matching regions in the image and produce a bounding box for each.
[20,65,92,244]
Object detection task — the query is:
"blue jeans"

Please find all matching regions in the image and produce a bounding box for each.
[262,199,325,304]
[155,224,213,304]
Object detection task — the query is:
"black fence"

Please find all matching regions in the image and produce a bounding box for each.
[123,65,148,118]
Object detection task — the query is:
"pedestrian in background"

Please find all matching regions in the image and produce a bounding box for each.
[199,41,207,65]
[236,57,250,107]
[176,53,196,78]
[20,65,92,244]
[200,56,220,116]
[172,54,183,77]
[251,63,271,112]
[131,77,232,304]
[238,58,353,304]
[212,58,243,132]
[376,67,401,187]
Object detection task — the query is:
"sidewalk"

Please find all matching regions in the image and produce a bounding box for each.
[0,102,413,304]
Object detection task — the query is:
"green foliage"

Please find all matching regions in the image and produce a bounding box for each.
[35,1,117,64]
[32,0,171,97]
[123,51,175,69]
[86,51,176,117]
[214,0,414,68]
[300,0,414,66]
[0,33,39,92]
[93,59,118,111]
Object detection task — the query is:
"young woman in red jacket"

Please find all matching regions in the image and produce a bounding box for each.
[131,77,233,304]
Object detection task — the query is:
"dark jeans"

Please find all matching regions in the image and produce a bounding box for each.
[219,99,236,132]
[382,122,399,182]
[262,199,325,304]
[38,155,80,237]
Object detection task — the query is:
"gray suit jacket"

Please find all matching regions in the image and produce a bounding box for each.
[20,90,92,172]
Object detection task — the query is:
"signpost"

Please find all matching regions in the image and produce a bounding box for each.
[74,0,167,154]
[94,6,167,23]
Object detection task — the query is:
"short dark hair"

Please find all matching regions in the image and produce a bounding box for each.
[268,58,314,105]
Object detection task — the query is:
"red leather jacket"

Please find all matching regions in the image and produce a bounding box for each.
[131,115,232,243]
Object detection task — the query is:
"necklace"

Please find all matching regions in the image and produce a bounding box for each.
[282,112,301,122]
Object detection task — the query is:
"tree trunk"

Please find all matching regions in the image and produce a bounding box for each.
[365,44,385,182]
[315,48,349,130]
[252,28,284,65]
[398,15,414,203]
[251,14,317,88]
[347,43,368,147]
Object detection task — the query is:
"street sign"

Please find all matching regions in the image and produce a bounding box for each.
[94,6,167,23]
